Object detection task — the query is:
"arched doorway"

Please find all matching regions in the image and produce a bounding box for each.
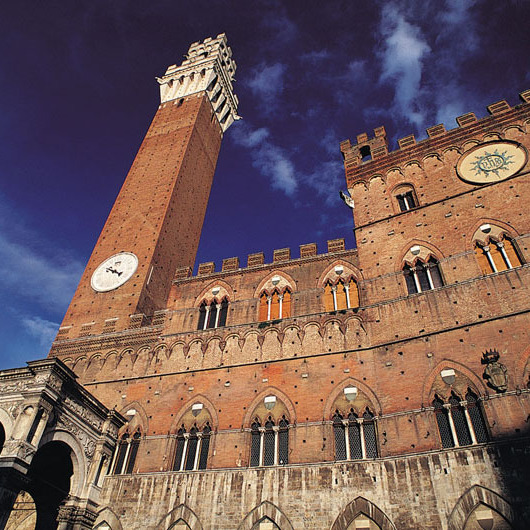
[0,421,5,453]
[26,441,74,529]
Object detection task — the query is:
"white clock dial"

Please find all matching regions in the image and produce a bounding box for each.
[91,252,138,292]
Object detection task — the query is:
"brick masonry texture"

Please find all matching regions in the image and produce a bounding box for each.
[46,95,530,528]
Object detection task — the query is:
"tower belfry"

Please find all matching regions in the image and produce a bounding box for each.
[56,34,238,338]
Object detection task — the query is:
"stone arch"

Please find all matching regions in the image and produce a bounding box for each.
[169,394,218,433]
[367,175,386,188]
[482,132,502,142]
[324,377,382,418]
[194,278,234,307]
[238,501,294,530]
[317,259,363,288]
[72,356,87,376]
[447,485,514,530]
[93,506,124,530]
[421,359,488,406]
[119,401,149,434]
[0,406,15,443]
[38,429,86,498]
[243,387,296,427]
[468,218,521,247]
[156,503,203,530]
[398,239,445,269]
[331,497,396,530]
[254,270,297,298]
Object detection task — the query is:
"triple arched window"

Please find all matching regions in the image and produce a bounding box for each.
[111,429,141,475]
[258,288,291,321]
[433,390,488,448]
[250,415,289,466]
[173,423,212,471]
[324,277,359,311]
[332,408,378,461]
[474,236,522,274]
[403,257,443,294]
[197,298,229,330]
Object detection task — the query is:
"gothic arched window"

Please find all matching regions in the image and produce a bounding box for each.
[324,277,360,312]
[249,416,289,467]
[173,422,212,471]
[395,186,418,212]
[474,236,522,275]
[433,392,488,449]
[258,288,292,321]
[197,298,229,330]
[111,429,141,475]
[403,257,443,295]
[333,408,378,461]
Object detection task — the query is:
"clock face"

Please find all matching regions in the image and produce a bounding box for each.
[456,141,527,184]
[91,252,138,292]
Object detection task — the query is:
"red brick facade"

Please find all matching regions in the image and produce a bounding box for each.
[44,39,530,528]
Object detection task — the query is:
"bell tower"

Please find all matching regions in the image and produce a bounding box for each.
[55,34,239,339]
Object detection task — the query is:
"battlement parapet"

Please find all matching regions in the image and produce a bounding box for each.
[341,90,530,186]
[175,238,355,283]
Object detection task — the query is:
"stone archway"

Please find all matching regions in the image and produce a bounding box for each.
[26,440,74,529]
[331,497,396,530]
[4,490,37,529]
[238,501,294,530]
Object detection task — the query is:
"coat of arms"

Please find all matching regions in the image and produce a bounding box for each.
[482,349,508,392]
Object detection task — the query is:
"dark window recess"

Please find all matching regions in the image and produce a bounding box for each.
[185,428,199,470]
[397,191,417,211]
[360,145,371,162]
[113,436,129,474]
[263,421,275,466]
[125,431,141,474]
[434,397,454,448]
[198,425,211,470]
[250,422,261,467]
[466,391,488,443]
[449,395,472,446]
[278,418,289,465]
[197,303,207,330]
[173,431,186,471]
[218,298,229,327]
[363,410,378,458]
[333,413,347,461]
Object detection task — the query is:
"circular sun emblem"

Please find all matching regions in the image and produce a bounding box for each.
[456,141,527,184]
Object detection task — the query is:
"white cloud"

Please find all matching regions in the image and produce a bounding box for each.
[246,62,287,114]
[0,220,83,314]
[379,6,431,128]
[21,316,59,347]
[231,122,298,196]
[300,49,331,63]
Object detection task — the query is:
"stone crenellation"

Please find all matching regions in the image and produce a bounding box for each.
[179,238,349,281]
[341,89,530,183]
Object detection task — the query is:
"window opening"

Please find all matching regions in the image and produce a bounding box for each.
[397,190,417,212]
[250,416,289,467]
[173,423,212,472]
[403,257,443,295]
[433,392,488,448]
[258,288,292,321]
[474,237,522,275]
[333,408,378,461]
[198,299,229,330]
[324,278,359,311]
[111,429,141,475]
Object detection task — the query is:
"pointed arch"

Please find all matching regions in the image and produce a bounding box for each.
[93,507,123,530]
[169,394,218,433]
[118,401,148,434]
[324,377,382,418]
[243,387,296,427]
[237,501,294,530]
[421,360,488,407]
[398,240,445,269]
[447,485,514,530]
[253,271,296,298]
[193,279,234,307]
[331,497,396,530]
[317,259,363,288]
[156,503,203,530]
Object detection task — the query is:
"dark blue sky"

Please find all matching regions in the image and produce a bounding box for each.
[1,0,529,369]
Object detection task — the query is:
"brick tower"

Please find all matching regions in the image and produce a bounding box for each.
[56,34,239,339]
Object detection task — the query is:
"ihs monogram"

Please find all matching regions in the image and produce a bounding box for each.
[471,149,514,178]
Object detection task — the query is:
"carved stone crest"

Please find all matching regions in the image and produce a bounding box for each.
[482,349,508,392]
